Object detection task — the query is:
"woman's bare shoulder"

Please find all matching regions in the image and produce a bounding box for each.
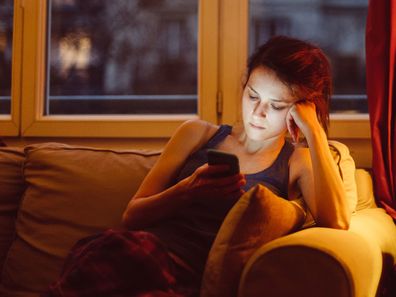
[290,144,310,158]
[178,119,218,134]
[175,119,219,151]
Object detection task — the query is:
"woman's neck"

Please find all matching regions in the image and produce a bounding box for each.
[235,129,286,155]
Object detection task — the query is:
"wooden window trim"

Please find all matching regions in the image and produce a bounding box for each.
[18,0,218,138]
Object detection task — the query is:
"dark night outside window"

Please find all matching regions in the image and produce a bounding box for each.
[46,0,198,115]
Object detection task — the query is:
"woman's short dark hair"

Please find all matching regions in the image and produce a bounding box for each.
[246,35,332,134]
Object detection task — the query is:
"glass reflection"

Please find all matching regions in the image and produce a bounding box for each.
[47,0,198,115]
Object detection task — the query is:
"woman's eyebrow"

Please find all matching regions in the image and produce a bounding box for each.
[247,85,260,96]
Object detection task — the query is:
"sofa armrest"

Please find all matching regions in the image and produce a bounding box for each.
[238,227,382,297]
[350,208,396,271]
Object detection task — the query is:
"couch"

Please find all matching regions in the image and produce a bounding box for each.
[0,142,395,297]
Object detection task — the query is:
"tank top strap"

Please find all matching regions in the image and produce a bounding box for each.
[204,125,233,149]
[272,140,294,167]
[243,140,294,198]
[260,140,294,178]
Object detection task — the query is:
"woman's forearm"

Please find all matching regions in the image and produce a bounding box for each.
[122,181,191,230]
[305,127,350,229]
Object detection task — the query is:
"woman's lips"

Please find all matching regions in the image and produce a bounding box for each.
[249,122,265,129]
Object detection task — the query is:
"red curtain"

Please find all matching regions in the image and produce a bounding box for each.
[366,0,396,220]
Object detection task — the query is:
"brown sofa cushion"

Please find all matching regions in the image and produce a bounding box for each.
[0,143,160,294]
[0,148,25,280]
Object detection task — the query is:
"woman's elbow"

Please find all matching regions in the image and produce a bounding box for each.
[318,213,350,230]
[121,210,132,229]
[121,206,138,230]
[122,202,150,230]
[330,218,350,230]
[336,206,352,230]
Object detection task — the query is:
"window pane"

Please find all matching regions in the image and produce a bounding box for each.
[249,0,368,114]
[0,0,13,115]
[46,0,198,115]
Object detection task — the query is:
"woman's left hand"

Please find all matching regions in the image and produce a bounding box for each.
[286,100,321,143]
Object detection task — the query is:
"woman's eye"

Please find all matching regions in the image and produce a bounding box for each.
[248,95,259,101]
[271,104,286,111]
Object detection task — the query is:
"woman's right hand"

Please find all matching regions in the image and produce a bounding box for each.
[178,163,246,202]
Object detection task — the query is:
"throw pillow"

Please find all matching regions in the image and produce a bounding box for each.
[200,184,305,297]
[328,140,358,214]
[355,169,377,211]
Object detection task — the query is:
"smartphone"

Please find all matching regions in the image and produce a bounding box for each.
[207,149,240,177]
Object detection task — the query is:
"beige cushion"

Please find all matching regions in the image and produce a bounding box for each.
[328,140,358,214]
[350,207,396,262]
[1,143,160,293]
[200,184,305,297]
[355,169,377,211]
[0,148,25,278]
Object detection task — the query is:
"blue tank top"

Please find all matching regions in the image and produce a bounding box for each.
[147,125,294,277]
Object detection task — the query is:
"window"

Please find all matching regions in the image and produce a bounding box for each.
[2,0,370,139]
[0,0,13,115]
[249,0,368,114]
[46,0,198,115]
[16,0,218,137]
[0,0,19,137]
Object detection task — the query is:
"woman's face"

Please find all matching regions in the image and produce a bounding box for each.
[242,66,297,142]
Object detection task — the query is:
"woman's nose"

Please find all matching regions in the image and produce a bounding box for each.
[253,101,268,117]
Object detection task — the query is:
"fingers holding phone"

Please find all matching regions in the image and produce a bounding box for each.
[207,149,245,198]
[207,149,240,176]
[181,162,245,202]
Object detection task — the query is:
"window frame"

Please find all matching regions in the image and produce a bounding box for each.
[0,0,21,136]
[18,0,219,138]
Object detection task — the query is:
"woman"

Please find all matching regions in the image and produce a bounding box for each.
[43,36,350,297]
